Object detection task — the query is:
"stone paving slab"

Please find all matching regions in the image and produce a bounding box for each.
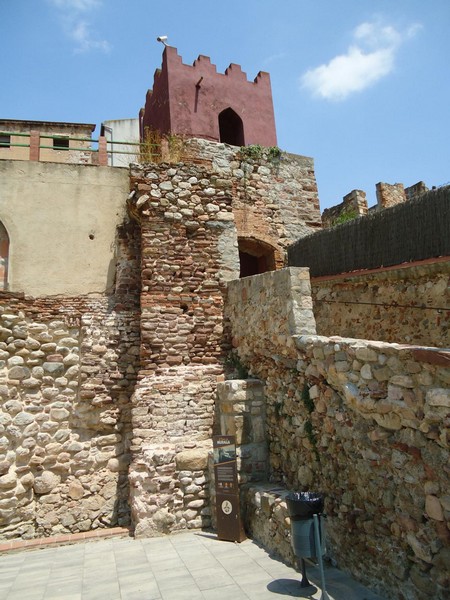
[0,531,387,599]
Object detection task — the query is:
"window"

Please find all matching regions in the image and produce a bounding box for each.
[0,222,9,290]
[238,238,276,277]
[0,134,11,149]
[53,137,69,150]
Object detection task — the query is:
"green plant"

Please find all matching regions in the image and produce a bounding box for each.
[301,383,315,413]
[224,351,249,379]
[267,146,282,161]
[239,144,263,161]
[333,209,358,226]
[239,144,282,164]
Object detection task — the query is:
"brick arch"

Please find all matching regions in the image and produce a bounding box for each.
[238,237,278,278]
[0,221,9,290]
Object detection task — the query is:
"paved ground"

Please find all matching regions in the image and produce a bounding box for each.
[0,531,386,600]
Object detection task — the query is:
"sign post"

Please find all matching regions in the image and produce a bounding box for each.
[213,435,246,542]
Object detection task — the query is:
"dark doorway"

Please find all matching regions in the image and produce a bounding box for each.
[219,108,244,146]
[238,238,276,278]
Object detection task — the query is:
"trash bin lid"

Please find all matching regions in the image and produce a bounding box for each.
[286,491,324,518]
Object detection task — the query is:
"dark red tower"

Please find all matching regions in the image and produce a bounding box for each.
[140,47,277,147]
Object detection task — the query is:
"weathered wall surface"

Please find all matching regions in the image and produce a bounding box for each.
[127,161,238,537]
[312,260,450,347]
[322,189,368,228]
[0,161,129,296]
[184,138,322,265]
[0,220,140,540]
[225,268,449,600]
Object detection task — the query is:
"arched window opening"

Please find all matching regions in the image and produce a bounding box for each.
[238,238,276,278]
[0,222,9,290]
[219,108,244,146]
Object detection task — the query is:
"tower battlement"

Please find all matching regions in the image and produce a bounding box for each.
[141,46,277,146]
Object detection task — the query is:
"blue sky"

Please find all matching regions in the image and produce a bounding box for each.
[1,0,449,210]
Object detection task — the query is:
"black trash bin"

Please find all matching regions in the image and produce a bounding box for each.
[285,491,329,598]
[286,492,325,559]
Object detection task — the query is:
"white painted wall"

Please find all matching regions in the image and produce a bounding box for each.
[102,118,140,167]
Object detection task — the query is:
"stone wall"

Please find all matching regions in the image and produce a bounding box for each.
[0,219,140,540]
[322,189,368,228]
[126,148,321,536]
[224,268,449,600]
[312,260,450,347]
[127,161,236,537]
[184,138,322,265]
[376,182,407,209]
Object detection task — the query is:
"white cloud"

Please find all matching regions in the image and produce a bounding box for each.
[301,20,421,101]
[49,0,101,11]
[48,0,110,54]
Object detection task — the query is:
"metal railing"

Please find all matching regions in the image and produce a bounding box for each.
[0,131,161,165]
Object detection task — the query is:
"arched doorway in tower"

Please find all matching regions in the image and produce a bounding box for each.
[218,108,245,146]
[238,237,276,278]
[0,222,9,290]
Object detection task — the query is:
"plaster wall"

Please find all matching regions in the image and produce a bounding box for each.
[0,161,129,296]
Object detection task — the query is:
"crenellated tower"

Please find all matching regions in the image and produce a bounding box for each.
[140,46,277,147]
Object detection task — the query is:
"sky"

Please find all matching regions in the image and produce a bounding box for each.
[1,0,449,210]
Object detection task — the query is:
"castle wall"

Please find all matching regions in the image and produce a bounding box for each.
[312,259,450,347]
[321,189,368,228]
[142,47,277,147]
[183,138,322,260]
[127,160,239,537]
[0,161,129,296]
[0,220,141,540]
[224,268,449,600]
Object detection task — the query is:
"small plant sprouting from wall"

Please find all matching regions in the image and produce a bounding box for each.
[239,144,282,164]
[139,127,162,163]
[301,383,320,460]
[166,133,187,163]
[224,351,249,380]
[138,129,188,164]
[333,209,358,227]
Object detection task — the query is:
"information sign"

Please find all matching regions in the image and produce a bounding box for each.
[213,435,245,542]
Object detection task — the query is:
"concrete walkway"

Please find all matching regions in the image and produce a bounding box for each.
[0,531,386,600]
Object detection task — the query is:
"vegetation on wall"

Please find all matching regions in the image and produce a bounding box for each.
[138,127,162,163]
[239,144,282,164]
[332,209,358,226]
[224,350,249,379]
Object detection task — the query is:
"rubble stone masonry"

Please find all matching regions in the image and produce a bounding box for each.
[0,220,140,539]
[126,147,321,537]
[312,259,450,347]
[225,268,449,600]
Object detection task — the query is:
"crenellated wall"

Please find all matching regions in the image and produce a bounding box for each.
[141,46,277,147]
[224,267,449,600]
